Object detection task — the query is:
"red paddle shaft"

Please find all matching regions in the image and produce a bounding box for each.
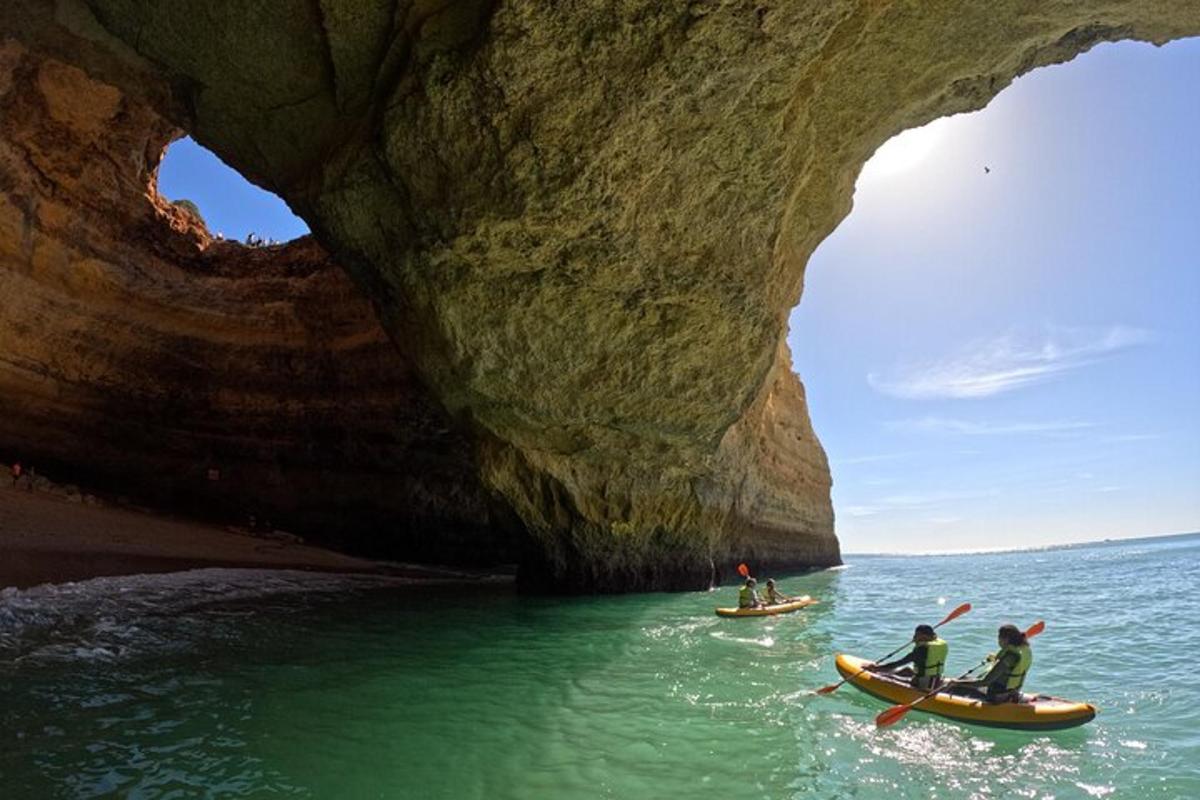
[816,602,972,695]
[874,620,1045,728]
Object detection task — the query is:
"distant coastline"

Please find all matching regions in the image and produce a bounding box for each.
[842,529,1200,559]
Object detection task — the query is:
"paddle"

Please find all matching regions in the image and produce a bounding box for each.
[816,602,972,695]
[737,564,793,605]
[733,563,774,608]
[874,620,1045,728]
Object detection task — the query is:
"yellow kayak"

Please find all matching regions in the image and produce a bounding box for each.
[715,596,818,617]
[835,653,1097,731]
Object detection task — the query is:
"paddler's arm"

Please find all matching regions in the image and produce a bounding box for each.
[871,647,919,672]
[960,651,1016,688]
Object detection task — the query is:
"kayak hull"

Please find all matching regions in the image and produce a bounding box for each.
[715,596,818,617]
[835,653,1096,731]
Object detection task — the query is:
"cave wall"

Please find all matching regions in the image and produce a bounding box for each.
[3,2,1198,590]
[0,41,518,564]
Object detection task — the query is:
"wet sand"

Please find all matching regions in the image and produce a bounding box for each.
[0,487,394,590]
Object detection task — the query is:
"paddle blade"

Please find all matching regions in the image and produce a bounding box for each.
[875,704,910,728]
[1025,620,1045,638]
[937,602,971,627]
[737,563,750,577]
[815,683,841,695]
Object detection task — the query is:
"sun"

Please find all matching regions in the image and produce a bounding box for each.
[859,117,950,181]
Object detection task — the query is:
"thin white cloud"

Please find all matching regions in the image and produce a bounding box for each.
[868,325,1153,399]
[861,477,898,487]
[833,452,919,466]
[837,488,995,521]
[843,505,881,517]
[1101,433,1163,443]
[887,416,1095,436]
[878,488,997,507]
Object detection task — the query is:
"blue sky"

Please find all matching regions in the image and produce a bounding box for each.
[157,138,310,242]
[155,39,1198,555]
[790,38,1200,553]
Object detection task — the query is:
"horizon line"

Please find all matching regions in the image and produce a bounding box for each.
[840,528,1199,558]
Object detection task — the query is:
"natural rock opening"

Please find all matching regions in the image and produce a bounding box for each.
[156,136,311,248]
[792,37,1200,552]
[3,3,1199,592]
[0,40,519,565]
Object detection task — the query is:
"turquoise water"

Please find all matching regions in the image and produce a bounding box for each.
[2,534,1198,798]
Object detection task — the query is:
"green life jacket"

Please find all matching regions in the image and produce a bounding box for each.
[916,638,948,678]
[738,585,756,608]
[999,643,1032,691]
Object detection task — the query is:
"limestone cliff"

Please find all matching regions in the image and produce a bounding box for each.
[0,41,518,564]
[3,2,1198,591]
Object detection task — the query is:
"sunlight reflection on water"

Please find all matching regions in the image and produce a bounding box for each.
[2,537,1198,798]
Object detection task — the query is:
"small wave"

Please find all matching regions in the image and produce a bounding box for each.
[709,631,776,648]
[0,568,413,666]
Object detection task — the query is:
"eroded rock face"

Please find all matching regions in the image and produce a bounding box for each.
[4,2,1198,590]
[0,41,518,564]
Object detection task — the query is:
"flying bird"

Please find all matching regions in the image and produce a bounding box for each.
[984,166,991,174]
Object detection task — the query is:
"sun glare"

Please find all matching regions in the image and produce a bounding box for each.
[859,118,950,181]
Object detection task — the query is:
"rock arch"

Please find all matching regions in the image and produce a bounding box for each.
[0,40,517,564]
[2,2,1197,590]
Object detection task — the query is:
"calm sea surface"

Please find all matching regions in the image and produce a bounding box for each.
[2,533,1198,799]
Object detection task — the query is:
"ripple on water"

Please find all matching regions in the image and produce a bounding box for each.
[2,537,1200,798]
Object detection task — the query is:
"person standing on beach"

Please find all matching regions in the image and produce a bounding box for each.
[10,462,20,488]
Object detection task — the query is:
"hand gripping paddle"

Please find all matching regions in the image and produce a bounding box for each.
[816,603,972,695]
[874,620,1045,728]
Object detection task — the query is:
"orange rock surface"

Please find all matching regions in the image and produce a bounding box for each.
[0,41,517,567]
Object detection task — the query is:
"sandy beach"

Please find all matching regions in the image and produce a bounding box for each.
[0,486,393,590]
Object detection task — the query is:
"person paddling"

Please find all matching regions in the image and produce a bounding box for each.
[762,578,793,605]
[951,623,1033,703]
[866,624,947,690]
[738,577,764,609]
